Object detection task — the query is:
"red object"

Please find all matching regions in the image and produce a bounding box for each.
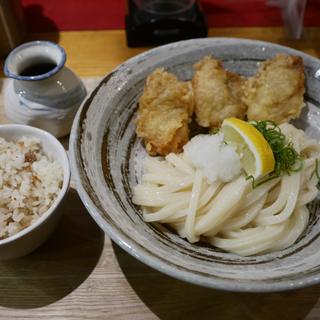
[20,0,320,32]
[21,0,126,31]
[201,0,282,27]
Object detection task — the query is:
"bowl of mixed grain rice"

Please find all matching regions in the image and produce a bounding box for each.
[0,124,70,260]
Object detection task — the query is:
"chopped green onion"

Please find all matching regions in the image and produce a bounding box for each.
[315,159,320,181]
[210,128,220,135]
[247,120,303,188]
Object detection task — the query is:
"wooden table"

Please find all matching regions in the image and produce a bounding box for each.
[1,28,320,320]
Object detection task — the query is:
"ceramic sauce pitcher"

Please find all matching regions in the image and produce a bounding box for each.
[3,40,86,137]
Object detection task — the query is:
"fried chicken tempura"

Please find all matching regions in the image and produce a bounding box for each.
[243,54,305,124]
[136,68,194,156]
[192,56,247,128]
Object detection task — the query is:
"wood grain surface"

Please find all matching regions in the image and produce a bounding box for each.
[1,28,320,320]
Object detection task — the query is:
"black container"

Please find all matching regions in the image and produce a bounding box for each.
[125,0,208,47]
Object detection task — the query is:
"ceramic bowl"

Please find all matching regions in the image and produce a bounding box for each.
[70,38,320,292]
[0,124,70,260]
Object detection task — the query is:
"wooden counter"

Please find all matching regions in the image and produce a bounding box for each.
[1,28,320,320]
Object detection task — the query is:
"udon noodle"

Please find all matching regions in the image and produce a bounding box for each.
[133,124,320,256]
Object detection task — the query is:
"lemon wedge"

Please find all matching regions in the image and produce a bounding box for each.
[221,118,275,179]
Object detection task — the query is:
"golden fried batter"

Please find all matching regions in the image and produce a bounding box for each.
[192,56,247,128]
[243,54,305,124]
[136,68,194,156]
[136,107,189,156]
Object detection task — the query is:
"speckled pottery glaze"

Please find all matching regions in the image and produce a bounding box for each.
[70,38,320,292]
[4,41,86,138]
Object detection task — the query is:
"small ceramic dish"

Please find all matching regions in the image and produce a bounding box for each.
[0,124,70,260]
[70,38,320,292]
